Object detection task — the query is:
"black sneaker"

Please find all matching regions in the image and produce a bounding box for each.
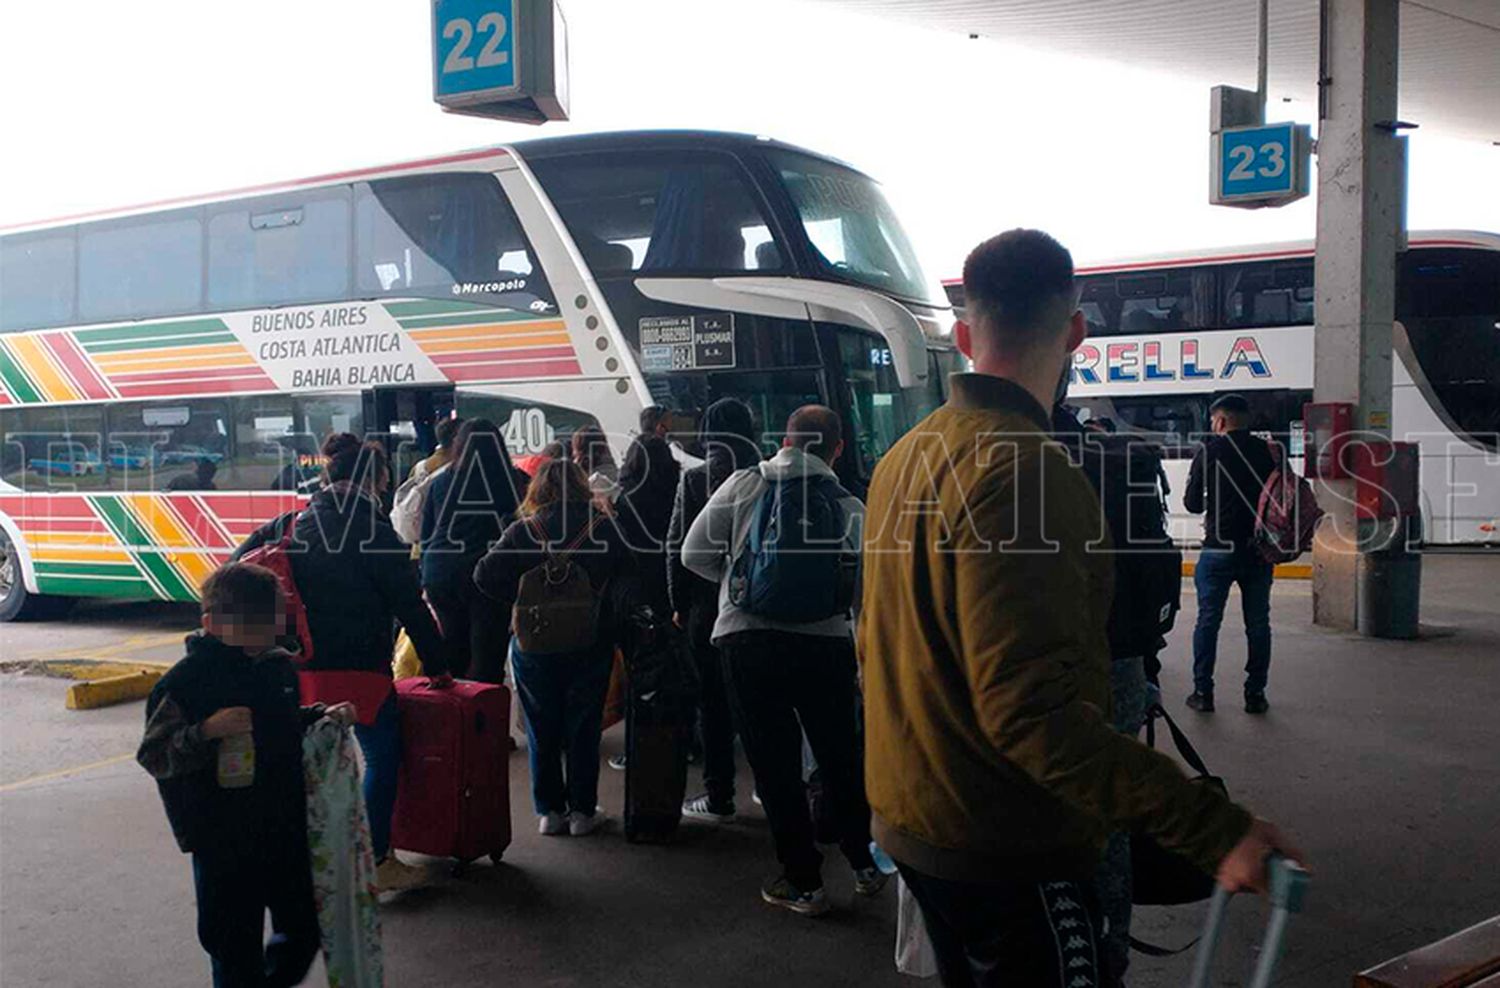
[1185,691,1215,713]
[1244,692,1270,714]
[761,876,830,916]
[682,793,736,823]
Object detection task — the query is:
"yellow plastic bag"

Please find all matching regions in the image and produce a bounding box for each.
[391,629,424,680]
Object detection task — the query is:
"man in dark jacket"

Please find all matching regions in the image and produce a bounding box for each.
[138,562,354,988]
[665,397,761,821]
[1184,393,1278,714]
[234,434,449,892]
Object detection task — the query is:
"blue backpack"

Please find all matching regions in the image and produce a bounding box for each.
[728,475,859,623]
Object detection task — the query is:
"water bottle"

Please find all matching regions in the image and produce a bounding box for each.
[870,841,898,876]
[216,733,255,789]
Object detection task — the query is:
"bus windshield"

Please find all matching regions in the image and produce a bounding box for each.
[768,150,939,306]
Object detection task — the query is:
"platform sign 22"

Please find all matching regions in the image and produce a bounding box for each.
[1212,122,1311,209]
[433,0,518,102]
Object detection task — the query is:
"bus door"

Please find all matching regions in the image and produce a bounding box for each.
[366,385,455,482]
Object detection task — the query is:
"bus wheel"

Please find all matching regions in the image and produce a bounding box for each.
[0,531,73,622]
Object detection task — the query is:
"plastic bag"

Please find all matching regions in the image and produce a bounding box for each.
[895,875,938,979]
[391,629,423,680]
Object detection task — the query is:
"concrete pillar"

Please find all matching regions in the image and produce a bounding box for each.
[1310,0,1412,631]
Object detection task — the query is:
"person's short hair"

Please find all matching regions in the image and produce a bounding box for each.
[322,432,389,488]
[1210,394,1252,421]
[962,229,1076,344]
[435,416,462,449]
[639,405,668,435]
[200,562,283,622]
[785,405,843,463]
[195,457,218,476]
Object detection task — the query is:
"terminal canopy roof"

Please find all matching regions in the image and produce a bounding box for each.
[808,0,1500,143]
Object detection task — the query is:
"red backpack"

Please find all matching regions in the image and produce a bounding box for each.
[239,512,315,664]
[1253,447,1324,564]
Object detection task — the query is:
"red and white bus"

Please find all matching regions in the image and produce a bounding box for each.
[944,232,1500,546]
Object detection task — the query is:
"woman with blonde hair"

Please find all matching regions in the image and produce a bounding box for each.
[473,457,629,836]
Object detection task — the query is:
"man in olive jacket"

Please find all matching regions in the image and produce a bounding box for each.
[859,230,1302,988]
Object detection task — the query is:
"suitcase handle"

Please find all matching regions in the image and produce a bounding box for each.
[1188,854,1309,988]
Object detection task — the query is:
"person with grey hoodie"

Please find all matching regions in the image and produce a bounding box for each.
[681,404,881,917]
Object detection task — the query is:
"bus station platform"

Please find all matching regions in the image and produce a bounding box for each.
[1,552,1497,987]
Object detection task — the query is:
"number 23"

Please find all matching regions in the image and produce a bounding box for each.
[1227,141,1287,182]
[442,12,509,74]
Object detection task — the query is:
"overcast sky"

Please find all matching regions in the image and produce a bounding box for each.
[2,0,1495,276]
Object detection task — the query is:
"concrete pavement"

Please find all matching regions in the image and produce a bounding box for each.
[1,553,1498,986]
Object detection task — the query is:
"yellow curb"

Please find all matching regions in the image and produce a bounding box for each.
[1182,561,1313,580]
[65,669,163,710]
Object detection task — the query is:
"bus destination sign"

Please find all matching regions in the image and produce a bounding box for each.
[639,314,737,373]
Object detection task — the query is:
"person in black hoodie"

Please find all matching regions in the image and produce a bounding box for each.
[138,562,355,988]
[421,418,522,682]
[234,433,449,892]
[667,397,761,822]
[1184,393,1278,715]
[474,457,630,838]
[614,421,682,616]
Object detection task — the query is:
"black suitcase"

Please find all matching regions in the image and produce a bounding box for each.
[621,607,695,844]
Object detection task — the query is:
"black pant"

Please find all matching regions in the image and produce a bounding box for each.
[426,570,508,683]
[689,602,736,806]
[718,629,873,891]
[191,838,321,988]
[897,864,1114,988]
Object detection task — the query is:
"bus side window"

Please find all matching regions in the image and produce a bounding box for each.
[1222,260,1314,327]
[0,404,107,492]
[0,231,76,333]
[207,190,351,311]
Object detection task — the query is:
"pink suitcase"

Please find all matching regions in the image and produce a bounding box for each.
[391,678,512,864]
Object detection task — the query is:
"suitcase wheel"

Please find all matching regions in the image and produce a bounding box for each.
[489,851,504,864]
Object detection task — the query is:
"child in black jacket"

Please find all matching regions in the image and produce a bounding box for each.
[138,562,353,987]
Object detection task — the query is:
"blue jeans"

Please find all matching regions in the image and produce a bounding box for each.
[510,641,614,817]
[1192,547,1274,695]
[353,693,401,860]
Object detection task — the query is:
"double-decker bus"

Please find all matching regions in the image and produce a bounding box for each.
[0,131,960,620]
[944,232,1500,546]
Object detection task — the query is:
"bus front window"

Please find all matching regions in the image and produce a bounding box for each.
[768,150,940,307]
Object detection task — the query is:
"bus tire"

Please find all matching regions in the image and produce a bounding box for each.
[0,530,73,622]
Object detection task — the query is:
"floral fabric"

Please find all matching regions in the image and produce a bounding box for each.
[303,718,384,988]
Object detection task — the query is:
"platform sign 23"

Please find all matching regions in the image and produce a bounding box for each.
[433,0,518,102]
[1211,122,1311,209]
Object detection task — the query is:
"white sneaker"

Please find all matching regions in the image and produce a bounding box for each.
[538,812,568,836]
[568,811,606,836]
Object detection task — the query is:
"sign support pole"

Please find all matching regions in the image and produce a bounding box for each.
[1310,0,1416,634]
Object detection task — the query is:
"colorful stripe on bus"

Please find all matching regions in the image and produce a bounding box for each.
[0,493,300,601]
[0,300,581,404]
[388,300,582,382]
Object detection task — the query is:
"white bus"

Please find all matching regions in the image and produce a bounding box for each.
[0,130,960,619]
[945,232,1500,546]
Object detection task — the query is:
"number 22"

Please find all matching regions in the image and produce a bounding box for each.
[442,12,510,74]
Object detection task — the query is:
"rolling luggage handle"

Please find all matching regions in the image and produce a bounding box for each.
[1188,854,1310,988]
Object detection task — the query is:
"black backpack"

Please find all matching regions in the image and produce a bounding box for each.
[1065,433,1183,660]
